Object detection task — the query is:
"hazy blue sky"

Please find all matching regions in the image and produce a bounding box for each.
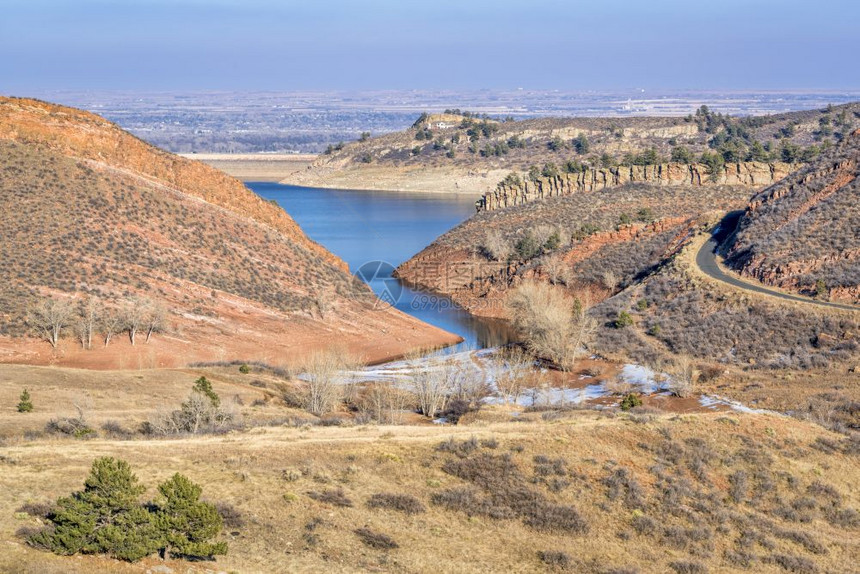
[1,0,857,92]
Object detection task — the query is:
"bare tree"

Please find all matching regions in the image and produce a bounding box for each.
[568,294,598,368]
[411,361,453,419]
[123,297,151,346]
[542,253,573,285]
[144,302,165,343]
[101,307,124,347]
[301,349,354,416]
[26,297,74,349]
[506,282,597,370]
[447,358,491,408]
[361,382,412,425]
[492,347,533,405]
[75,296,101,350]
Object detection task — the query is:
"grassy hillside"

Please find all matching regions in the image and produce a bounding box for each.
[725,131,860,303]
[1,387,857,573]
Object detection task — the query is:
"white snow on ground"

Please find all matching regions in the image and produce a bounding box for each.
[298,349,772,415]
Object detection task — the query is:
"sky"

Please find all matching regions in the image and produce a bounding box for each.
[1,0,858,93]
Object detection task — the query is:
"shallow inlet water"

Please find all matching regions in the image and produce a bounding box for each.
[248,182,515,351]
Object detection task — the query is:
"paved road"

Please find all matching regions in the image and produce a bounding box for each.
[695,230,859,313]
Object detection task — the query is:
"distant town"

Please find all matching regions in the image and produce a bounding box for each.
[33,89,860,154]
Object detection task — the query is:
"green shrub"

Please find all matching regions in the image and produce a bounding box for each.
[614,311,634,328]
[17,389,33,413]
[238,364,251,374]
[620,394,643,411]
[515,233,542,260]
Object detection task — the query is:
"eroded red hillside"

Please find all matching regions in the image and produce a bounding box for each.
[0,98,458,368]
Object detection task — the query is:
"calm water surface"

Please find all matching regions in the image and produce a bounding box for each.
[248,182,514,350]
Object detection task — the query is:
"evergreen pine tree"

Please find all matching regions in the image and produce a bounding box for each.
[192,377,220,407]
[155,473,227,559]
[17,389,33,413]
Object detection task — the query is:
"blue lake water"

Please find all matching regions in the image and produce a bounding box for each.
[248,182,515,350]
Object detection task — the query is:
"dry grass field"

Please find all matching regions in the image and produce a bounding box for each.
[0,365,858,573]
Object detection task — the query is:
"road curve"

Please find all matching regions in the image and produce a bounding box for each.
[695,233,859,313]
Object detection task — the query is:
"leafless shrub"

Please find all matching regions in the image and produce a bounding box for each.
[366,493,426,514]
[100,420,134,439]
[436,436,480,457]
[603,467,644,509]
[147,387,239,435]
[764,553,818,573]
[354,527,398,550]
[668,561,707,574]
[667,355,698,398]
[300,349,356,416]
[632,514,658,536]
[214,501,244,529]
[307,488,353,507]
[438,452,589,534]
[605,375,635,396]
[729,470,749,504]
[537,550,571,570]
[482,229,512,261]
[17,502,53,519]
[506,282,596,370]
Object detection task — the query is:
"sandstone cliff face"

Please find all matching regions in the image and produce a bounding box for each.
[725,131,860,304]
[478,161,795,211]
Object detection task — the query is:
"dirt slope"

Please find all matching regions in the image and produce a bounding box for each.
[725,131,860,304]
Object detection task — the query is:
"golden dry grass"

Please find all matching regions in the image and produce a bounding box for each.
[0,365,858,574]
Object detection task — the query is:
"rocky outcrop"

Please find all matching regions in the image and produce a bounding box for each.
[478,161,795,211]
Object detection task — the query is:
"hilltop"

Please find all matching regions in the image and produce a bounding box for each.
[283,104,860,195]
[725,130,860,304]
[0,97,458,368]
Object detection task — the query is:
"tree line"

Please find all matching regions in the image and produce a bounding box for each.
[26,295,166,350]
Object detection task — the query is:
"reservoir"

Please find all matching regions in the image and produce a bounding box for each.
[249,183,513,350]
